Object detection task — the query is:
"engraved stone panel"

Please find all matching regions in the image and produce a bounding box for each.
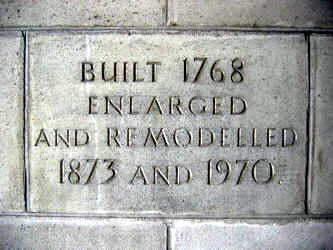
[168,0,333,28]
[0,32,24,212]
[29,31,307,215]
[171,220,333,249]
[0,216,166,250]
[0,0,165,27]
[310,35,333,214]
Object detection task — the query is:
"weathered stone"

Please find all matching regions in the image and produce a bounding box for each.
[170,220,333,249]
[0,216,166,249]
[168,0,333,28]
[310,35,333,214]
[29,31,307,215]
[0,32,24,212]
[0,0,165,27]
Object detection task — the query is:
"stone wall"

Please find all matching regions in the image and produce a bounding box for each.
[0,0,332,249]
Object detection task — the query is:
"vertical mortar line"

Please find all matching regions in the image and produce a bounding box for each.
[165,0,169,26]
[22,30,30,212]
[305,32,312,215]
[166,222,172,250]
[166,0,175,26]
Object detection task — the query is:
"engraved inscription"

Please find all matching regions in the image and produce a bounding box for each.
[29,33,307,214]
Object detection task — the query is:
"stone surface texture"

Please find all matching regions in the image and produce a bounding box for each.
[0,32,24,212]
[171,220,333,250]
[29,31,307,215]
[169,0,333,28]
[0,216,166,250]
[0,0,332,249]
[310,35,333,214]
[0,0,166,27]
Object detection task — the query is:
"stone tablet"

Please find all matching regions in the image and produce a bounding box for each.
[29,31,307,215]
[0,32,24,212]
[168,0,333,28]
[310,35,333,214]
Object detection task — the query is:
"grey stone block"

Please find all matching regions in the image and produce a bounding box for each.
[168,0,333,28]
[0,32,24,212]
[0,0,166,27]
[0,216,166,250]
[29,31,307,215]
[310,35,333,214]
[171,220,333,250]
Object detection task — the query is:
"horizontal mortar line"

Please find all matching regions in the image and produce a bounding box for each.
[0,26,333,33]
[0,212,332,220]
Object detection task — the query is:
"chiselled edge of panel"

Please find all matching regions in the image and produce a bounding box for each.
[0,213,333,221]
[309,33,333,215]
[2,212,333,220]
[0,26,333,33]
[25,28,312,39]
[23,30,29,212]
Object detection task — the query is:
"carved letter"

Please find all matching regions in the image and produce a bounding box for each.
[147,97,163,114]
[55,129,70,147]
[105,96,123,115]
[221,128,230,147]
[129,96,139,115]
[102,62,117,82]
[88,96,98,114]
[267,128,277,147]
[130,166,149,184]
[153,166,170,185]
[34,129,51,147]
[252,128,262,147]
[198,128,215,147]
[74,129,90,146]
[213,97,223,115]
[127,128,136,147]
[133,62,144,82]
[282,128,297,147]
[231,96,247,115]
[81,62,95,82]
[147,61,161,82]
[144,128,169,147]
[169,96,183,115]
[174,128,192,147]
[107,128,121,147]
[175,166,192,185]
[237,128,246,147]
[189,96,207,115]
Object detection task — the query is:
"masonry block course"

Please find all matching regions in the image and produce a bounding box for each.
[0,216,166,249]
[0,32,24,212]
[0,0,166,27]
[168,0,333,28]
[310,34,333,214]
[170,220,333,249]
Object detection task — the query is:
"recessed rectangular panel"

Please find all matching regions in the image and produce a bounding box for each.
[29,32,307,215]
